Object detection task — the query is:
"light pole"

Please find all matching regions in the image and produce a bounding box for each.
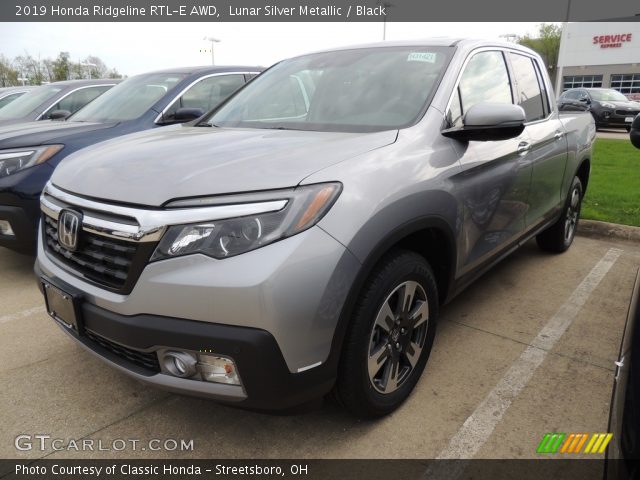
[377,1,393,40]
[81,62,96,79]
[203,36,221,65]
[499,33,518,43]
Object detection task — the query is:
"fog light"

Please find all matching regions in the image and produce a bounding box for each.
[198,354,241,385]
[0,220,14,236]
[162,351,197,378]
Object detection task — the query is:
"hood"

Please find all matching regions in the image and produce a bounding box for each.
[597,100,639,110]
[0,120,116,149]
[52,125,397,207]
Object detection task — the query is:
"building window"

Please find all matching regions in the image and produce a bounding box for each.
[610,74,640,94]
[562,75,603,91]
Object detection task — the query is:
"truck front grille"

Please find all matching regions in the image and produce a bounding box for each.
[43,214,155,294]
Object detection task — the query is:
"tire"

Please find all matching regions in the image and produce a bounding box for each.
[335,250,439,418]
[536,176,583,253]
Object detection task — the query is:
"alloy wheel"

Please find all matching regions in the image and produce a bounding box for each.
[367,281,429,394]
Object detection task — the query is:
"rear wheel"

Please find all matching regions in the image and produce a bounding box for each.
[536,176,583,253]
[336,250,438,418]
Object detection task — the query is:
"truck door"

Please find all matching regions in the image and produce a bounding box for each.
[445,49,533,276]
[507,52,568,230]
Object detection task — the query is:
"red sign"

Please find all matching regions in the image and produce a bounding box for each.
[593,33,633,49]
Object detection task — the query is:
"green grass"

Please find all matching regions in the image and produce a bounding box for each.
[581,138,640,227]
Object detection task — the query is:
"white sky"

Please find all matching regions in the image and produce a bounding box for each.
[0,22,546,75]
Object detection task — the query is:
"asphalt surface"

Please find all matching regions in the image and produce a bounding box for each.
[1,233,639,461]
[596,128,631,140]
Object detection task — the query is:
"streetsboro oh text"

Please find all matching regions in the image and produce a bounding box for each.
[16,464,296,476]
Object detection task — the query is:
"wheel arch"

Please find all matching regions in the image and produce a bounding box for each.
[576,157,591,194]
[324,215,457,375]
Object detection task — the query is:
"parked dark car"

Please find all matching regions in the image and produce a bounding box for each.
[0,86,35,110]
[558,88,640,131]
[606,269,640,479]
[0,66,262,253]
[631,114,640,149]
[0,79,118,127]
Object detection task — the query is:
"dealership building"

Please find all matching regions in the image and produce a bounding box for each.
[556,22,640,99]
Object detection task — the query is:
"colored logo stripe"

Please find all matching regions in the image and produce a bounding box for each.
[538,433,612,454]
[584,433,613,454]
[537,433,566,453]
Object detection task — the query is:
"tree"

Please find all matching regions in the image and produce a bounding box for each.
[14,52,45,85]
[0,55,19,87]
[517,23,562,86]
[52,51,71,81]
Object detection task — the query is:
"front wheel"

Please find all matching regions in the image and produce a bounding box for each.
[536,176,583,253]
[335,250,439,418]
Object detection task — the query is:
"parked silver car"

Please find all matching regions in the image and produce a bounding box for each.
[35,39,595,417]
[0,86,34,110]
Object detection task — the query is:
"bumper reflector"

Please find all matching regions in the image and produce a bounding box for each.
[198,354,241,385]
[0,220,14,236]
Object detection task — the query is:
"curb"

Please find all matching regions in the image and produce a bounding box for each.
[578,219,640,242]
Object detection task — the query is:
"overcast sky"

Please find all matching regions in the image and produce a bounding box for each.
[0,22,546,75]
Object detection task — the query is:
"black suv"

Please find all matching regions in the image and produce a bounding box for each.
[558,87,640,131]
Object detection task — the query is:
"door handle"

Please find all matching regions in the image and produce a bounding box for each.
[517,142,531,154]
[554,131,564,140]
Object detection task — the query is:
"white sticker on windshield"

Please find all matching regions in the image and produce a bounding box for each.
[407,52,437,63]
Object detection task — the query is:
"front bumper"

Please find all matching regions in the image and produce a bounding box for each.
[0,163,54,254]
[40,276,337,409]
[36,225,362,408]
[593,110,638,129]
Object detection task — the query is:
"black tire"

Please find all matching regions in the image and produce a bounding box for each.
[536,176,583,253]
[335,250,439,418]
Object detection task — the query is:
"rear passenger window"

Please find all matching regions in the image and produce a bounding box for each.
[447,51,513,127]
[509,53,546,122]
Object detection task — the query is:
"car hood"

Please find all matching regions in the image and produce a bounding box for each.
[52,125,398,207]
[598,100,639,110]
[0,120,115,148]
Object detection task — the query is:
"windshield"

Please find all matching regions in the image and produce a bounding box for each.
[0,85,63,120]
[205,46,453,132]
[71,73,186,122]
[588,89,629,102]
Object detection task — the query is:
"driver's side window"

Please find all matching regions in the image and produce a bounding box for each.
[447,50,513,128]
[163,74,246,122]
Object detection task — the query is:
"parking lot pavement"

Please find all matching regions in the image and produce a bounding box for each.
[596,128,630,140]
[1,233,639,460]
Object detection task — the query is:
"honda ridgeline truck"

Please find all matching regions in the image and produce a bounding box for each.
[35,39,595,417]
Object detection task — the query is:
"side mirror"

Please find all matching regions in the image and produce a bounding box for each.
[579,97,591,104]
[174,107,204,122]
[442,103,526,142]
[631,115,640,149]
[48,110,71,121]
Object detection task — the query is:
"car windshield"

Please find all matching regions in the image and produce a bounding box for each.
[71,73,187,122]
[204,46,453,133]
[588,89,629,102]
[0,84,63,120]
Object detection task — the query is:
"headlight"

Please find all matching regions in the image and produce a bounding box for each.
[0,145,63,178]
[151,182,342,261]
[600,102,615,109]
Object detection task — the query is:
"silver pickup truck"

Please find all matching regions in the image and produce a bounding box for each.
[35,39,595,417]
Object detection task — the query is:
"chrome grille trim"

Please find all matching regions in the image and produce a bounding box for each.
[42,183,288,244]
